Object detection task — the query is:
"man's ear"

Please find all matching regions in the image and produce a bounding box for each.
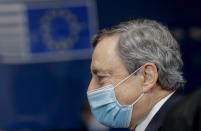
[140,63,158,93]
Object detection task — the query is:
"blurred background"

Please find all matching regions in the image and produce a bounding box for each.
[0,0,201,130]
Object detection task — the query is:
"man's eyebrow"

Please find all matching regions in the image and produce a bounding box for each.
[91,68,99,74]
[91,67,107,75]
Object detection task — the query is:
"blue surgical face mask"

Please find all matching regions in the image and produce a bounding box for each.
[87,66,144,128]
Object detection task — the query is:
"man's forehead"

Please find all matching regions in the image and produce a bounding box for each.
[91,35,120,72]
[91,55,110,73]
[92,35,119,59]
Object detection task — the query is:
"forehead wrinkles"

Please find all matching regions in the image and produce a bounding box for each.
[91,35,121,71]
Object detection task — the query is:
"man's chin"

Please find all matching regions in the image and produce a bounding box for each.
[128,123,136,131]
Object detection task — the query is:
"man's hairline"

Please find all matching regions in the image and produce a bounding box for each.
[92,32,123,48]
[92,33,131,75]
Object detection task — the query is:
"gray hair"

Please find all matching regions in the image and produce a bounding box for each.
[92,19,185,90]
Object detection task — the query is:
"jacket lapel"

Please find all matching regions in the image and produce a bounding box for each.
[145,90,183,131]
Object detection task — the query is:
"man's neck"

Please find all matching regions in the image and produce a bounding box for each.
[129,87,173,130]
[135,91,175,131]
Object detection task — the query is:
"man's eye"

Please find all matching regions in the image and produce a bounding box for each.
[97,76,105,82]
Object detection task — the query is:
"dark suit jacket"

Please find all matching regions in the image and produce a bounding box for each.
[144,90,183,131]
[158,88,201,131]
[109,90,183,131]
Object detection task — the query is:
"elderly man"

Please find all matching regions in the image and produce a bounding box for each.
[87,19,185,131]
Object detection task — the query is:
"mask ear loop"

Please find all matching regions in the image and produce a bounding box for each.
[114,65,145,106]
[114,65,144,88]
[131,93,144,106]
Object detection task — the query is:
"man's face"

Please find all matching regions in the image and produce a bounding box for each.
[88,35,143,105]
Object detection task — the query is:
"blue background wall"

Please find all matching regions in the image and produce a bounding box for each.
[0,0,201,130]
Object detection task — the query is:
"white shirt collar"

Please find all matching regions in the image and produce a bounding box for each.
[135,91,175,131]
